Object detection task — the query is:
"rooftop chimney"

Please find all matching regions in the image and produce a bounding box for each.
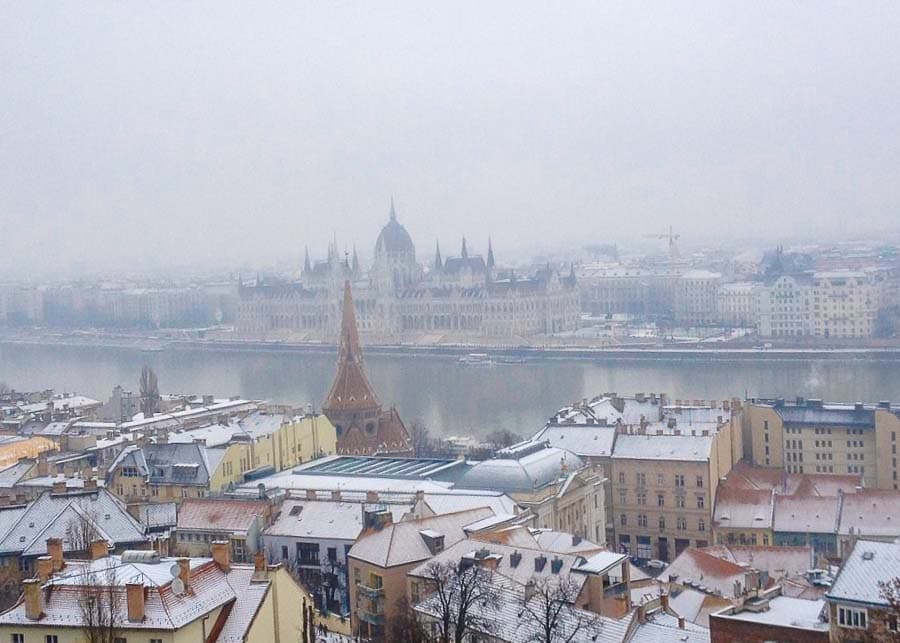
[254,550,267,575]
[305,489,317,501]
[177,558,191,591]
[534,555,547,572]
[524,579,537,601]
[211,540,231,573]
[331,490,341,502]
[23,579,42,621]
[90,539,109,560]
[126,582,145,622]
[51,480,66,494]
[46,538,63,572]
[36,556,53,582]
[84,478,98,490]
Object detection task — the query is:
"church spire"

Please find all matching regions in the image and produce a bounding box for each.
[322,281,381,414]
[433,240,443,272]
[487,237,495,269]
[389,197,397,222]
[461,236,468,259]
[352,245,360,274]
[303,246,312,274]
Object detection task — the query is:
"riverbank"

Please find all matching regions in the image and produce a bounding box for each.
[3,330,900,362]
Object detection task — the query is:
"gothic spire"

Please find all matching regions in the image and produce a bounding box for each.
[322,281,381,414]
[433,240,443,272]
[390,197,397,222]
[303,246,312,274]
[461,236,468,259]
[352,245,360,274]
[487,237,495,269]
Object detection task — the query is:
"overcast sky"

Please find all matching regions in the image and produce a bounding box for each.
[2,2,899,278]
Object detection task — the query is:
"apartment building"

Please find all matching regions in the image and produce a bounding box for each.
[746,398,900,489]
[715,281,759,328]
[610,410,741,563]
[675,270,722,325]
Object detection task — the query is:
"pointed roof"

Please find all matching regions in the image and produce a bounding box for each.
[487,237,495,268]
[303,247,312,274]
[389,196,397,221]
[433,240,443,272]
[323,281,382,414]
[352,245,360,273]
[461,236,468,259]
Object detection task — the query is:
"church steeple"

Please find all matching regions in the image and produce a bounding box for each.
[322,281,381,415]
[461,236,468,259]
[487,237,495,269]
[351,245,360,274]
[303,247,312,274]
[433,240,443,272]
[389,197,397,222]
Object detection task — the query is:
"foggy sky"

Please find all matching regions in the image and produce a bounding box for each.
[2,2,899,278]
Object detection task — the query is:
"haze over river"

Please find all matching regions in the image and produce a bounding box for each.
[2,343,899,439]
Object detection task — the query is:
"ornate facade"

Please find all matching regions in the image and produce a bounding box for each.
[322,281,413,456]
[236,203,580,339]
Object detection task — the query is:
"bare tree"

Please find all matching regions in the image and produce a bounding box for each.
[420,560,498,643]
[386,596,429,643]
[78,559,124,643]
[485,428,522,449]
[517,576,603,643]
[409,421,434,458]
[66,510,101,555]
[139,366,160,418]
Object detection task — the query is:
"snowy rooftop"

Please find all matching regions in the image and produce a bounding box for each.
[715,596,828,631]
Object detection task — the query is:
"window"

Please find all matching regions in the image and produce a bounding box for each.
[281,545,288,560]
[657,494,665,507]
[837,605,867,629]
[620,514,627,526]
[696,495,705,509]
[11,635,24,643]
[675,475,685,487]
[636,473,646,487]
[297,542,320,565]
[46,637,59,643]
[658,516,665,530]
[698,519,706,532]
[696,476,704,488]
[677,517,687,531]
[113,638,127,643]
[657,474,664,486]
[676,496,685,509]
[637,515,647,528]
[637,493,646,506]
[618,472,625,484]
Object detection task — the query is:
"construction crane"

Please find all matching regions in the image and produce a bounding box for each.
[643,226,681,263]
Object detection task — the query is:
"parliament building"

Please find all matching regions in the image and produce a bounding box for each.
[237,202,580,340]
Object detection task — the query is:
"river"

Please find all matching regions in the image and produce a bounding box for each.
[1,342,899,439]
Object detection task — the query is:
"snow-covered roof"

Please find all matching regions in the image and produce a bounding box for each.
[612,434,713,462]
[827,540,900,606]
[714,596,827,632]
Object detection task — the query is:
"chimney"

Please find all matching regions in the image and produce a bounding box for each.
[305,489,317,501]
[211,540,231,573]
[331,490,341,502]
[36,453,49,477]
[51,480,67,494]
[572,534,582,547]
[524,579,537,601]
[660,592,669,610]
[23,579,42,621]
[254,550,267,574]
[84,477,98,490]
[46,538,64,572]
[126,582,145,622]
[534,555,547,572]
[36,556,53,582]
[177,558,191,591]
[550,557,564,574]
[677,616,685,629]
[90,539,109,560]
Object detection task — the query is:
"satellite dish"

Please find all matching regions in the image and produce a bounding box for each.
[171,578,185,595]
[169,564,181,578]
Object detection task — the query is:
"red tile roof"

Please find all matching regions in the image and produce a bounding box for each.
[176,498,270,534]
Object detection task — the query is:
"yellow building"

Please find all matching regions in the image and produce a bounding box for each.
[0,542,316,643]
[0,436,56,470]
[746,399,899,489]
[610,409,742,563]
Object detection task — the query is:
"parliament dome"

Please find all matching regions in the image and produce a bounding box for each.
[375,202,415,256]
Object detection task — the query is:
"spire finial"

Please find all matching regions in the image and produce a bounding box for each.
[303,246,312,274]
[433,240,443,271]
[390,197,397,222]
[461,236,468,259]
[487,237,495,269]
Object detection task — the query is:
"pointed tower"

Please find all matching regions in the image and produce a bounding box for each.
[461,237,468,259]
[351,245,360,275]
[389,196,397,221]
[487,237,495,269]
[303,247,312,275]
[322,282,412,456]
[433,240,443,273]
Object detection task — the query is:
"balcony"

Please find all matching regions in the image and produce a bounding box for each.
[357,583,384,600]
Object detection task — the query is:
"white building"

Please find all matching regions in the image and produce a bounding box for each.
[715,282,760,328]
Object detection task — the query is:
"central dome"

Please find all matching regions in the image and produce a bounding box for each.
[375,202,415,256]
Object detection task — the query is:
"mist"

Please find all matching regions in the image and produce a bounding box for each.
[2,1,899,278]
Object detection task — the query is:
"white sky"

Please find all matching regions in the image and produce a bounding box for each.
[2,2,899,277]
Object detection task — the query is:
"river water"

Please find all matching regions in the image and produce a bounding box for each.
[1,343,899,439]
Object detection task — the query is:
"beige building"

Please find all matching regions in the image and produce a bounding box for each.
[746,398,899,489]
[809,270,883,339]
[347,506,511,640]
[674,270,722,326]
[0,543,314,643]
[715,281,759,327]
[610,409,742,563]
[173,497,271,563]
